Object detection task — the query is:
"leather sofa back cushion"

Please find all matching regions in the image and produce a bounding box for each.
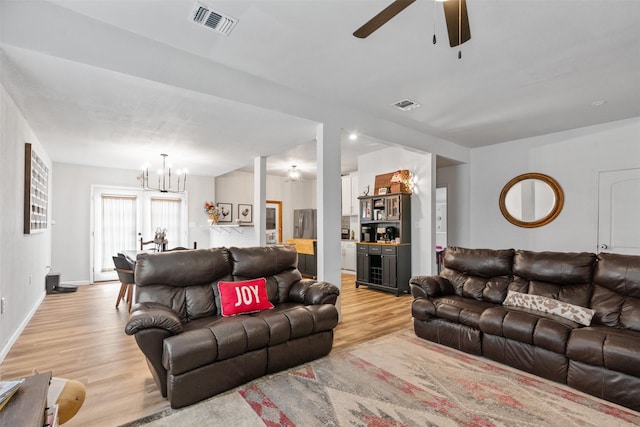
[593,253,640,297]
[511,250,595,307]
[441,247,514,304]
[136,248,232,287]
[135,283,221,322]
[513,250,596,285]
[440,270,511,303]
[443,247,515,278]
[591,253,640,330]
[229,246,297,278]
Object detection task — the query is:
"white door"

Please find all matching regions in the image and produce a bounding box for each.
[598,168,640,255]
[266,200,282,244]
[93,188,142,282]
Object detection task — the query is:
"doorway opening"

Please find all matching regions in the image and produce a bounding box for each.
[266,200,282,244]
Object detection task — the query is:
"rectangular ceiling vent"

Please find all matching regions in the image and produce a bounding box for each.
[190,2,238,36]
[392,99,421,112]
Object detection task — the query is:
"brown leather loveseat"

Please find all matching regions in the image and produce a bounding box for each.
[125,245,340,408]
[410,247,640,411]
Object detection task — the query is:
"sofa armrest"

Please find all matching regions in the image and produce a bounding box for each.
[124,302,183,336]
[409,275,455,299]
[289,279,340,305]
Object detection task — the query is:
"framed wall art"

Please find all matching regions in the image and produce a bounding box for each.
[217,203,233,223]
[24,143,49,234]
[238,204,253,223]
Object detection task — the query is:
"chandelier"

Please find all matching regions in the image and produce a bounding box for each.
[285,165,302,183]
[140,154,187,193]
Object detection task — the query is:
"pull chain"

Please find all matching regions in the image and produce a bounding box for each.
[458,0,462,59]
[433,0,437,44]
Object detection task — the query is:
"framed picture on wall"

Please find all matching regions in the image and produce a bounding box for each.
[24,143,49,234]
[217,203,233,223]
[238,204,253,223]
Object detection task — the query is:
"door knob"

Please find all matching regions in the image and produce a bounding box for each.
[599,244,608,250]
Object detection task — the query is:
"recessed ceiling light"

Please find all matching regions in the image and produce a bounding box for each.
[349,133,358,141]
[591,100,607,107]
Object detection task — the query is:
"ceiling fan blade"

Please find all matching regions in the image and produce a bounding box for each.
[353,0,416,39]
[442,0,471,47]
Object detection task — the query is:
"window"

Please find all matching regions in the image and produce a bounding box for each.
[150,197,182,247]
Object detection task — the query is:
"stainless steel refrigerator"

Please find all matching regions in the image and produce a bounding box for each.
[293,209,317,239]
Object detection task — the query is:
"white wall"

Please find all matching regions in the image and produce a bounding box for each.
[213,170,317,247]
[468,117,640,252]
[52,162,216,283]
[358,147,436,275]
[0,83,52,362]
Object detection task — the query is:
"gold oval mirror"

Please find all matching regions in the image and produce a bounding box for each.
[499,173,564,228]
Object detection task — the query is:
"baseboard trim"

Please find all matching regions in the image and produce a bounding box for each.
[0,290,46,364]
[61,280,92,286]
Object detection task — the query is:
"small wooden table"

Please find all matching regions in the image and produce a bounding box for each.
[0,371,52,427]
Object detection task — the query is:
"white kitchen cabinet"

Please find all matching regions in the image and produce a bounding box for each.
[341,173,359,216]
[341,175,351,216]
[341,241,356,271]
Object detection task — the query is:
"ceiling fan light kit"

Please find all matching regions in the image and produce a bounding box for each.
[354,0,471,59]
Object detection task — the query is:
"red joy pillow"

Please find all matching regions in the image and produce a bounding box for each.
[217,278,274,317]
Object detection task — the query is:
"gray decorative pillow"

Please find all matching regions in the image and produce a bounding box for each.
[503,290,595,326]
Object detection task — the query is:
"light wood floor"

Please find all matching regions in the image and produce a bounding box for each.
[0,273,413,426]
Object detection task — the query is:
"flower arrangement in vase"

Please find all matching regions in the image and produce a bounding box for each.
[204,201,220,225]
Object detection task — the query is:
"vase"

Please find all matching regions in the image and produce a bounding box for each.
[209,216,219,225]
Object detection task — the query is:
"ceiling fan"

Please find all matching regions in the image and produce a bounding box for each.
[353,0,471,54]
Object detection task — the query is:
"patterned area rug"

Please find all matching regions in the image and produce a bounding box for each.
[121,330,640,426]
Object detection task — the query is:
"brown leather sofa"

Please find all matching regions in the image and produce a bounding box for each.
[124,245,340,408]
[410,247,640,411]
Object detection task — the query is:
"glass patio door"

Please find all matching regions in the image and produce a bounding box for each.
[92,187,188,282]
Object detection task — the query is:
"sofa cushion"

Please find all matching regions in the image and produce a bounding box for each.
[253,304,339,346]
[162,316,270,375]
[440,247,514,304]
[567,325,640,378]
[428,296,497,329]
[218,278,274,317]
[480,306,580,354]
[591,252,640,331]
[136,284,223,323]
[503,290,595,326]
[135,248,233,321]
[229,246,301,303]
[510,250,596,307]
[136,248,232,287]
[443,247,515,277]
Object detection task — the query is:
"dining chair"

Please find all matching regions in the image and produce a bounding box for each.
[140,237,164,252]
[112,254,135,312]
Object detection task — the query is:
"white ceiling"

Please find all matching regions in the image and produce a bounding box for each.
[1,0,638,178]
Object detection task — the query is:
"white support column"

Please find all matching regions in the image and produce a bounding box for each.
[316,123,342,291]
[254,156,267,246]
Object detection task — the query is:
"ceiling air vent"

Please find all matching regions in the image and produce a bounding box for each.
[392,99,421,112]
[189,2,238,36]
